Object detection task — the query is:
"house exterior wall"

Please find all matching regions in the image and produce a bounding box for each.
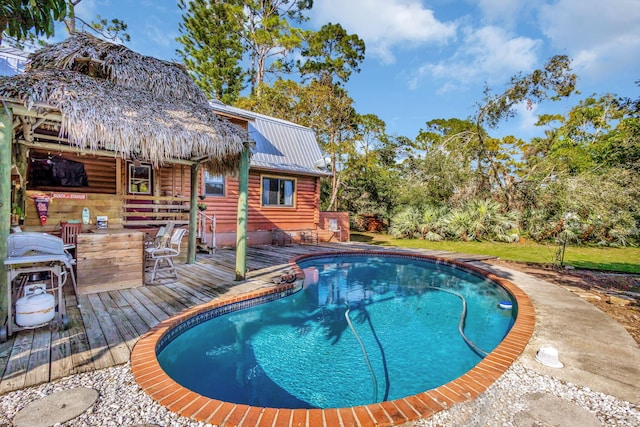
[18,149,328,247]
[20,153,191,232]
[199,170,321,246]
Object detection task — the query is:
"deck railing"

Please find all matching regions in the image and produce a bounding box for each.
[121,195,190,227]
[197,210,216,253]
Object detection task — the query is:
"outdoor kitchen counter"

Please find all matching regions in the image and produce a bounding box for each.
[76,229,144,294]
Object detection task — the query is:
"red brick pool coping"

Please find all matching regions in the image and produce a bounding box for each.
[131,251,535,427]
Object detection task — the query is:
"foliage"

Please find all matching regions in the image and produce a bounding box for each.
[351,232,640,274]
[1,0,67,43]
[177,0,245,103]
[239,0,311,95]
[298,22,365,86]
[341,114,404,222]
[177,0,311,97]
[3,0,129,48]
[85,15,129,42]
[390,200,519,243]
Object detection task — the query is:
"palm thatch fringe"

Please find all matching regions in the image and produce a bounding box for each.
[28,32,206,103]
[0,32,250,174]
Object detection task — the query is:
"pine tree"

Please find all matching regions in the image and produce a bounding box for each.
[177,0,245,103]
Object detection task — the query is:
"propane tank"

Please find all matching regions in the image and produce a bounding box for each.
[15,287,55,327]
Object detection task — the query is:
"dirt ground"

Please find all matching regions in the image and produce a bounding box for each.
[487,260,640,346]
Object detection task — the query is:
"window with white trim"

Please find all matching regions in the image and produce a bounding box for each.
[261,176,295,207]
[128,163,152,194]
[204,172,225,197]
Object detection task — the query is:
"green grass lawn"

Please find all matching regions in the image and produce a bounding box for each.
[349,232,640,274]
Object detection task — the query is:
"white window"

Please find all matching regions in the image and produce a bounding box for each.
[128,163,152,194]
[204,172,225,197]
[262,176,295,207]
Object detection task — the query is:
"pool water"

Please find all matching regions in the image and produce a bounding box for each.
[157,255,515,409]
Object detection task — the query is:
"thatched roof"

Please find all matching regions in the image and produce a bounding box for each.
[0,32,250,174]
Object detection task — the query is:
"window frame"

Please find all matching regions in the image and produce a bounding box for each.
[128,162,152,195]
[203,172,226,197]
[260,175,297,208]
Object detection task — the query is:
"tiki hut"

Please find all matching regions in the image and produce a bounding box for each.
[0,32,253,302]
[0,32,250,172]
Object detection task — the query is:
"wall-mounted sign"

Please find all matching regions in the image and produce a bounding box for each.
[51,193,87,200]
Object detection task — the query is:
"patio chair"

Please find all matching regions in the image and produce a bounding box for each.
[271,228,292,246]
[61,221,82,251]
[328,219,342,242]
[145,227,187,282]
[300,229,318,245]
[60,222,81,296]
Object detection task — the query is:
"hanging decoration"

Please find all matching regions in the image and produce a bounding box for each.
[33,195,51,226]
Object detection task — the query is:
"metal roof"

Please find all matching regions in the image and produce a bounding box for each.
[209,102,331,177]
[0,46,29,76]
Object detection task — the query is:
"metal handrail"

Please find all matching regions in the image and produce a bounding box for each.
[196,210,216,253]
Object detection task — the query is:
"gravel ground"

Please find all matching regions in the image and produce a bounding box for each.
[0,362,638,427]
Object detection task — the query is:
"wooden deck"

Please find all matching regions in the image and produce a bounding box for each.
[0,243,495,395]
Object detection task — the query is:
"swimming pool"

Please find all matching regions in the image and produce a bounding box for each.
[157,254,514,409]
[131,251,534,426]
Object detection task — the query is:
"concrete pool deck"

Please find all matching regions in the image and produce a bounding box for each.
[472,261,640,404]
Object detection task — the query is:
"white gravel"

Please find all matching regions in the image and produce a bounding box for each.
[0,362,638,426]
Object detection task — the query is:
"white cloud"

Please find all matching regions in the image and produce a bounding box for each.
[144,18,175,49]
[538,0,640,78]
[311,0,457,64]
[409,25,541,91]
[473,0,531,28]
[75,0,99,21]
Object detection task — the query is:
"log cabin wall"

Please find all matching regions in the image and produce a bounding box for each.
[21,151,195,231]
[199,170,321,246]
[22,150,122,232]
[158,163,191,198]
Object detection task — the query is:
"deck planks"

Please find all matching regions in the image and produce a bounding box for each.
[0,243,480,395]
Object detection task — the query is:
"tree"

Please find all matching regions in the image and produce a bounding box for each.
[342,114,401,222]
[424,55,579,210]
[240,0,312,95]
[298,22,365,86]
[64,1,129,42]
[2,1,127,48]
[517,93,640,245]
[177,0,245,103]
[0,0,67,44]
[177,0,312,97]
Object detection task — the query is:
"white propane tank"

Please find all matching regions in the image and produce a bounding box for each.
[15,287,55,327]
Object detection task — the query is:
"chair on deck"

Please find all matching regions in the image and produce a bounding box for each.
[328,219,342,242]
[271,229,292,246]
[145,227,187,282]
[300,229,318,245]
[61,222,82,251]
[60,222,81,296]
[145,222,174,247]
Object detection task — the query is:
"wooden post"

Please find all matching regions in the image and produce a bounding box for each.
[187,163,199,264]
[235,148,249,280]
[0,105,13,321]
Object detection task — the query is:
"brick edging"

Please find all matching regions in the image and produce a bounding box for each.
[131,251,534,426]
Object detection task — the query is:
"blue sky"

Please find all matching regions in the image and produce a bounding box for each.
[67,0,640,141]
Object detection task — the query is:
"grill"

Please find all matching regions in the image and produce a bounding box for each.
[2,232,73,341]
